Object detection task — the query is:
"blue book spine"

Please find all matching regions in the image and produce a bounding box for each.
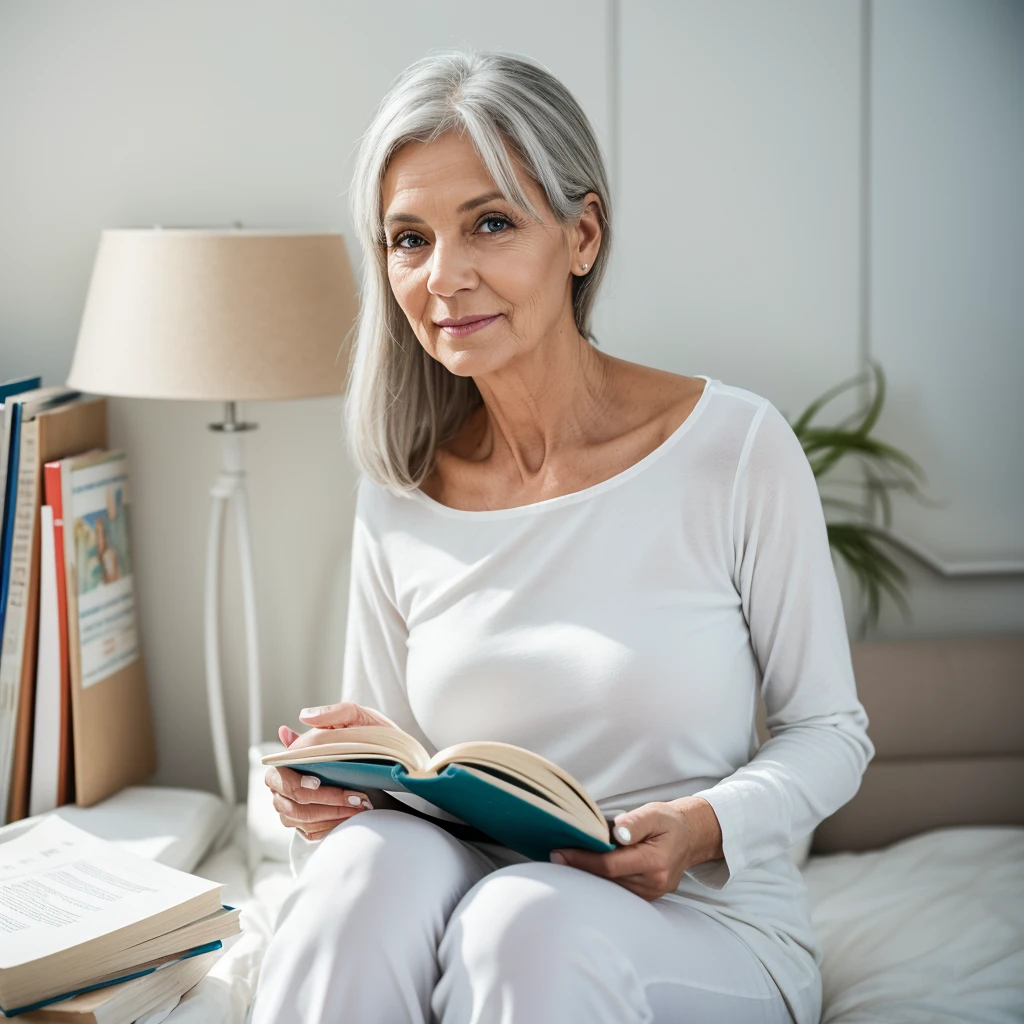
[0,940,223,1018]
[0,379,40,404]
[0,403,23,644]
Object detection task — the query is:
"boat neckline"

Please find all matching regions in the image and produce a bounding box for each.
[407,374,716,520]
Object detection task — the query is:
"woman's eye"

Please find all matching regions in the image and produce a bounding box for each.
[391,214,512,251]
[479,215,511,234]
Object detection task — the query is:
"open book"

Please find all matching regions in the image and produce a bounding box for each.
[262,727,617,860]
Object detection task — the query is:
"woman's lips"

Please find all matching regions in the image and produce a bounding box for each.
[438,314,501,337]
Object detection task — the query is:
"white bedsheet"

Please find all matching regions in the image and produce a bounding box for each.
[804,826,1024,1024]
[163,820,293,1024]
[171,824,1024,1024]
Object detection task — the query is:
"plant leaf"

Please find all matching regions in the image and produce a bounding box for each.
[791,368,868,435]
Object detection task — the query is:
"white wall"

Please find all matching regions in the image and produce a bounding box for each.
[610,0,863,413]
[1,0,1021,797]
[868,0,1024,634]
[0,0,612,796]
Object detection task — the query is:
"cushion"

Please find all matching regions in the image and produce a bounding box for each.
[803,825,1024,1023]
[0,786,229,872]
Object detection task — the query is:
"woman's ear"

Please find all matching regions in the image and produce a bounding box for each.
[575,191,603,271]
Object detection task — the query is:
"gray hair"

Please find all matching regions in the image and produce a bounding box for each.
[344,48,613,493]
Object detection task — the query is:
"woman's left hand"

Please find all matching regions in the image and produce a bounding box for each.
[550,796,724,901]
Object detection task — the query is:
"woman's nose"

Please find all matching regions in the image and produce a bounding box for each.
[427,238,477,297]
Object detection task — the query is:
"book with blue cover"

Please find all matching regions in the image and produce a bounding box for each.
[17,945,220,1023]
[0,378,42,579]
[0,387,86,824]
[0,379,43,586]
[263,727,617,861]
[7,941,221,1019]
[0,818,239,1016]
[0,386,80,641]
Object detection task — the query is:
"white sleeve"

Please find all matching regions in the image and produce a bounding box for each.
[290,477,427,877]
[337,479,431,747]
[686,399,875,890]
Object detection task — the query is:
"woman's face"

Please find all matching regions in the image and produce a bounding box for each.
[381,130,599,379]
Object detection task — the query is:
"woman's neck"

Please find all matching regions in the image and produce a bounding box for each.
[469,329,616,482]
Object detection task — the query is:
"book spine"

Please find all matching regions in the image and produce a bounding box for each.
[29,505,58,817]
[44,463,73,806]
[59,454,85,805]
[0,418,40,823]
[0,403,23,635]
[0,395,30,579]
[0,404,9,579]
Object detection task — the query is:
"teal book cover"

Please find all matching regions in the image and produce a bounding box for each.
[0,940,223,1018]
[281,759,616,862]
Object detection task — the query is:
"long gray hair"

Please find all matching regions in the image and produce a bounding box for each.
[344,48,613,493]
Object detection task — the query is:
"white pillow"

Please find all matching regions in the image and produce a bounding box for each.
[0,786,230,872]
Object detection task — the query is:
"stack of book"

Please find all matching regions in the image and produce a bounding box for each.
[0,377,156,824]
[0,816,239,1020]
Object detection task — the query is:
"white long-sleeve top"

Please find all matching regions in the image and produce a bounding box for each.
[305,375,874,1024]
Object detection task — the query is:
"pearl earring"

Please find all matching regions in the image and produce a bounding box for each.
[580,263,589,273]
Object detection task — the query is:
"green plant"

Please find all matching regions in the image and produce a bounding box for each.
[787,360,929,633]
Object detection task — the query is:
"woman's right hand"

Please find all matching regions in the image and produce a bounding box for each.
[265,701,396,841]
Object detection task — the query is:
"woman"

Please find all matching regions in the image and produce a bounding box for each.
[252,49,874,1024]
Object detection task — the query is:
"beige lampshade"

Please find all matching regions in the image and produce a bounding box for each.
[67,229,360,402]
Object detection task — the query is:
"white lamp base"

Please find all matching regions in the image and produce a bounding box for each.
[203,404,264,807]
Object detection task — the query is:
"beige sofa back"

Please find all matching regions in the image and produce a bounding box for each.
[756,634,1024,853]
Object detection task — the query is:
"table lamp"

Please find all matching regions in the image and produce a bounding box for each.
[66,228,359,807]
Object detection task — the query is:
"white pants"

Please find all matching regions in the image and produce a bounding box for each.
[250,809,793,1024]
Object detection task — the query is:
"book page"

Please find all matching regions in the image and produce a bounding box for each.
[0,818,222,969]
[428,741,605,825]
[262,725,430,771]
[38,947,218,1016]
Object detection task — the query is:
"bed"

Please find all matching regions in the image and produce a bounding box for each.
[8,635,1020,1023]
[170,821,1024,1024]
[164,634,1023,1023]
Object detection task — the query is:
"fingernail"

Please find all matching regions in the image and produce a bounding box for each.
[299,707,320,718]
[347,794,362,806]
[550,851,566,865]
[614,825,632,844]
[361,800,373,810]
[300,776,321,790]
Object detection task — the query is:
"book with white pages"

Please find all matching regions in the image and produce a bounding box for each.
[19,948,219,1024]
[0,417,41,823]
[263,725,619,861]
[0,817,237,1015]
[29,505,60,817]
[0,388,85,824]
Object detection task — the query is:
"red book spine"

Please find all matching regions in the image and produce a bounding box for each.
[43,461,73,805]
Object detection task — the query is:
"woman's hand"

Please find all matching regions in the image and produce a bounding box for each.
[280,701,398,752]
[265,701,397,841]
[549,796,724,901]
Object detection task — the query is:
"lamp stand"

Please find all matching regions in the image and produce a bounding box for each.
[204,402,263,806]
